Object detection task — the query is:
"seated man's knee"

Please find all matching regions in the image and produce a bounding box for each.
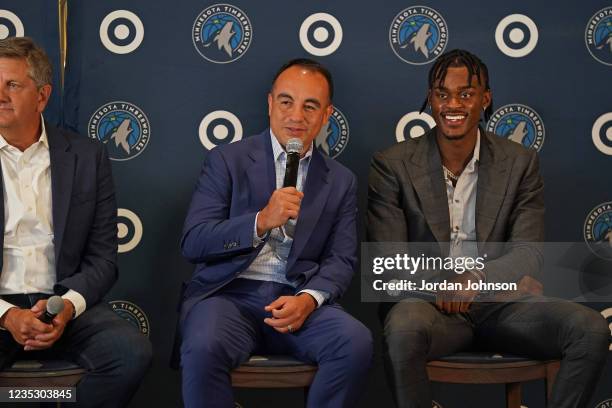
[384,301,435,360]
[181,330,228,370]
[564,306,610,357]
[346,321,374,362]
[115,329,153,381]
[328,319,373,372]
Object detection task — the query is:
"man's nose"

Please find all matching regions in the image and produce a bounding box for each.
[287,105,305,122]
[0,85,9,102]
[446,95,463,109]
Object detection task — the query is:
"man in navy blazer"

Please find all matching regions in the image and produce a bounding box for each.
[0,37,151,407]
[180,59,372,408]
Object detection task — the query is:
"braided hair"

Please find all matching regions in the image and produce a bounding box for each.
[419,49,493,121]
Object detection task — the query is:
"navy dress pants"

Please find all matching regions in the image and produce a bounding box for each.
[180,279,373,408]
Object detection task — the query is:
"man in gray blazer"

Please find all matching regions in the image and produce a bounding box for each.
[367,49,609,408]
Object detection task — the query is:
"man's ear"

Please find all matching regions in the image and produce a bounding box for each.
[482,89,492,111]
[36,84,52,113]
[324,104,333,123]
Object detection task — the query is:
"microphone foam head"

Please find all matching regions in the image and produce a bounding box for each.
[46,296,65,315]
[286,138,303,154]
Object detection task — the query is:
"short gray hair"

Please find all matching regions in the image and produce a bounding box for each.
[0,36,52,88]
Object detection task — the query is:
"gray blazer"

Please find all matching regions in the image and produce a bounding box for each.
[366,127,545,286]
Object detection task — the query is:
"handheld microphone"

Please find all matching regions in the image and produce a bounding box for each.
[39,296,64,324]
[282,138,303,188]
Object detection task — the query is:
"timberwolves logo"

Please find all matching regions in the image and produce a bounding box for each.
[192,4,252,64]
[88,101,150,161]
[584,202,612,260]
[117,208,143,254]
[486,104,545,151]
[396,111,436,142]
[595,398,612,408]
[316,106,349,158]
[299,13,343,57]
[389,6,448,65]
[109,301,150,337]
[495,14,539,58]
[0,9,24,39]
[585,7,612,66]
[99,10,144,54]
[199,110,243,150]
[592,112,612,156]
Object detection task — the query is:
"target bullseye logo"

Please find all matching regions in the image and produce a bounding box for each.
[100,10,144,54]
[592,112,612,156]
[199,110,243,150]
[395,112,436,142]
[0,10,24,39]
[117,208,143,253]
[495,14,538,58]
[299,13,343,56]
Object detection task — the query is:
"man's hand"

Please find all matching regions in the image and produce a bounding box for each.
[263,293,316,334]
[0,306,53,346]
[22,299,74,351]
[435,272,479,314]
[257,187,304,236]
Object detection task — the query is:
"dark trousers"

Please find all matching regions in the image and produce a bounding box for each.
[0,294,152,408]
[180,278,373,408]
[382,297,610,408]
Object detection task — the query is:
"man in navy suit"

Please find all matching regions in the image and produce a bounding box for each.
[0,37,151,407]
[180,59,372,408]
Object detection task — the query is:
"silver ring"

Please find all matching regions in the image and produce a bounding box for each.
[287,324,294,333]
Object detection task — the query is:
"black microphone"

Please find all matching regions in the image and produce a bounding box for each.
[282,138,303,188]
[39,295,65,324]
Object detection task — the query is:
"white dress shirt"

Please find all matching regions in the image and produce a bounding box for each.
[0,120,86,319]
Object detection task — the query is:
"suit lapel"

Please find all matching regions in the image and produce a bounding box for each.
[286,148,330,271]
[405,131,451,243]
[246,131,275,211]
[476,131,510,243]
[47,125,75,264]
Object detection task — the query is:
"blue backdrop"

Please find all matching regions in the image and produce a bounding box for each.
[2,0,611,406]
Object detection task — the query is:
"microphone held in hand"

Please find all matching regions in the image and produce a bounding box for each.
[282,138,303,188]
[39,296,64,324]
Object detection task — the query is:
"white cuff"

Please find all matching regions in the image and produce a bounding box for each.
[0,299,17,329]
[62,289,86,319]
[253,212,268,247]
[297,289,329,308]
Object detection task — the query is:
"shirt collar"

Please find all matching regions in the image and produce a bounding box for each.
[0,115,48,150]
[269,129,313,162]
[38,116,49,148]
[464,129,481,173]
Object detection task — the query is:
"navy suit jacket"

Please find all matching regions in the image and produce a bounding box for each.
[180,130,358,321]
[0,123,118,308]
